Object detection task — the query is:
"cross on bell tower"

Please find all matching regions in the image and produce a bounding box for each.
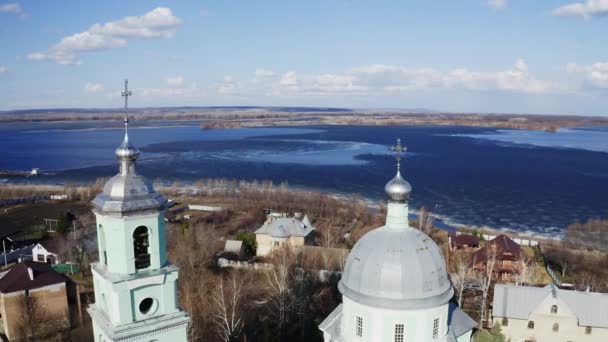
[121,79,132,132]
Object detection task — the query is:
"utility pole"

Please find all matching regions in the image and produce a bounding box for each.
[2,239,7,268]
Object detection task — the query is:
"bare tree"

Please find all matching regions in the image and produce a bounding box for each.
[476,246,497,329]
[264,246,296,334]
[515,254,539,286]
[450,252,472,306]
[417,207,433,235]
[212,272,246,342]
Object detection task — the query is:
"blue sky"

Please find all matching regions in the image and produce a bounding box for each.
[0,0,607,115]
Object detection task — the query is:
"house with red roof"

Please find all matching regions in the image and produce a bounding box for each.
[471,234,525,282]
[0,261,71,340]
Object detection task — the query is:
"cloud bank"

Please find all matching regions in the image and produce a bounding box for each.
[28,7,182,65]
[553,0,608,19]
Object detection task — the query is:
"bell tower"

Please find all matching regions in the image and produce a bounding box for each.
[87,80,189,342]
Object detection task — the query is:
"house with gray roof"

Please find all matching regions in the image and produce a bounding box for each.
[492,283,608,342]
[254,212,315,256]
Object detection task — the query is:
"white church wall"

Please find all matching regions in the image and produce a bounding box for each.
[341,296,449,342]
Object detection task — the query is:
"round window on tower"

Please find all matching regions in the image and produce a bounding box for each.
[139,297,157,315]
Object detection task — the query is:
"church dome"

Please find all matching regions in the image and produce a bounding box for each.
[338,139,452,310]
[339,226,453,309]
[384,170,411,202]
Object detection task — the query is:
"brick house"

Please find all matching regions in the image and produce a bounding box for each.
[0,261,71,340]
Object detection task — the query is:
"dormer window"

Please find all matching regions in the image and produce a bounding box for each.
[551,305,558,314]
[133,226,151,269]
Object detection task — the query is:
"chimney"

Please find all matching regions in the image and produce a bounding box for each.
[27,267,34,280]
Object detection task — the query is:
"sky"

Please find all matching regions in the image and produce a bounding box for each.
[0,0,607,115]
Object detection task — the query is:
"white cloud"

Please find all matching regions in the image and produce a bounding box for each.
[217,76,239,94]
[166,75,184,87]
[84,82,105,93]
[566,62,608,88]
[255,69,275,77]
[28,7,182,65]
[487,0,507,10]
[0,66,6,74]
[0,3,22,14]
[267,60,557,96]
[552,0,608,19]
[280,71,299,89]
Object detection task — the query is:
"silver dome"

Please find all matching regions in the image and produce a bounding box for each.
[384,170,411,202]
[339,226,453,310]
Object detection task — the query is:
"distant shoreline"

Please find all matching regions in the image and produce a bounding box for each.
[2,108,608,131]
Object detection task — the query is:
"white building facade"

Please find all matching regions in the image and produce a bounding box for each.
[319,140,475,342]
[87,81,189,342]
[493,284,608,342]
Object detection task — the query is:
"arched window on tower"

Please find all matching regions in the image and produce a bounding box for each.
[99,224,107,266]
[133,226,151,269]
[551,305,558,314]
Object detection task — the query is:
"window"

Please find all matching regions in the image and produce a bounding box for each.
[37,254,45,262]
[551,305,558,314]
[433,318,439,339]
[553,323,559,332]
[502,318,509,326]
[273,241,280,247]
[133,226,150,269]
[586,326,592,335]
[527,321,534,329]
[394,324,404,342]
[356,316,363,337]
[99,224,107,265]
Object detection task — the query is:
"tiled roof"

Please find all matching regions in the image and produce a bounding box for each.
[0,261,68,293]
[452,234,480,247]
[472,234,523,263]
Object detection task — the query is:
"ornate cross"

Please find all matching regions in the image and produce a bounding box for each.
[391,138,406,171]
[121,79,132,129]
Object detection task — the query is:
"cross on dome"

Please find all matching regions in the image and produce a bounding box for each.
[391,138,407,172]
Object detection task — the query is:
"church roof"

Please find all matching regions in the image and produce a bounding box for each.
[254,215,315,238]
[91,81,166,215]
[493,283,608,328]
[338,140,452,310]
[339,225,453,310]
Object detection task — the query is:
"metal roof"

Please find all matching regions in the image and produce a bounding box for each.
[254,215,315,238]
[493,284,608,328]
[339,225,453,310]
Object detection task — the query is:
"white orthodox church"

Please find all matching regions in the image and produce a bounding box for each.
[87,81,190,342]
[319,140,476,342]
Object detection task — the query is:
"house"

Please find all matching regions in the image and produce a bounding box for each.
[31,243,60,264]
[492,283,608,342]
[450,233,480,251]
[254,212,315,257]
[0,261,70,340]
[472,234,525,282]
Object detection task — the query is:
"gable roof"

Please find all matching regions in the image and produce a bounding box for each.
[0,261,68,293]
[472,234,523,263]
[493,284,608,328]
[255,215,315,238]
[451,234,480,248]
